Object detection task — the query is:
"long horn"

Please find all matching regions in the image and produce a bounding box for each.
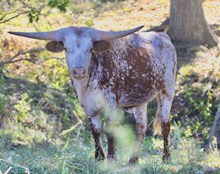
[8,31,58,41]
[93,25,144,41]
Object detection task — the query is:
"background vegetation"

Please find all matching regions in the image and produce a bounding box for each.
[0,0,220,173]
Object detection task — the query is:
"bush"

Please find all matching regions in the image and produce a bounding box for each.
[173,53,220,143]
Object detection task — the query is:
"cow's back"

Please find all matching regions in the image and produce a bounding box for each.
[90,32,177,108]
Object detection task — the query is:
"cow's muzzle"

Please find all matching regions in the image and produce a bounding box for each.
[72,67,86,79]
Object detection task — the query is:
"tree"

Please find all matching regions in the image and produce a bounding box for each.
[168,0,219,47]
[0,0,69,24]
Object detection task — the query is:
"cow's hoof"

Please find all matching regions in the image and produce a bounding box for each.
[95,152,105,161]
[128,156,139,164]
[162,155,171,163]
[107,154,117,161]
[95,155,105,161]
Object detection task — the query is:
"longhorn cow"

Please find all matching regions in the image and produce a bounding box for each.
[9,25,177,163]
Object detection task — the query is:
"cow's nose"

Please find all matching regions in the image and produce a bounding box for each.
[72,67,86,79]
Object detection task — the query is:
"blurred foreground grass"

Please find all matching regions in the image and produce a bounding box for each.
[0,126,219,174]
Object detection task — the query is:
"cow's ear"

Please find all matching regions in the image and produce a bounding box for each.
[92,40,111,53]
[45,41,64,52]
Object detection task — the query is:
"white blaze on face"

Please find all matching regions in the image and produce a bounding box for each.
[63,35,93,75]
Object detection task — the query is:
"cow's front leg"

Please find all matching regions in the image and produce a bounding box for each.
[89,115,105,160]
[105,118,116,160]
[129,104,147,164]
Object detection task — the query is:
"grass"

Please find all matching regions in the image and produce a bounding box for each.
[0,126,219,174]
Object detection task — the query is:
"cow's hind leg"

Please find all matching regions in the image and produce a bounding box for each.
[89,115,105,160]
[105,118,116,160]
[154,92,173,162]
[129,104,147,164]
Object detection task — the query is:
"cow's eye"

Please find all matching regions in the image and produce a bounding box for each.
[90,48,94,53]
[64,48,67,51]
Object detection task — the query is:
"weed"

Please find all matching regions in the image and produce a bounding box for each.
[85,18,94,27]
[0,94,7,116]
[14,93,32,122]
[174,54,220,142]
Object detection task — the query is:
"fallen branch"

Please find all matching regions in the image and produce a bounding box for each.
[208,106,220,146]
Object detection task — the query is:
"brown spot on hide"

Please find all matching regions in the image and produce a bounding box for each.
[89,35,165,108]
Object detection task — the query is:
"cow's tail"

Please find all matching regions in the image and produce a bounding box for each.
[153,109,161,135]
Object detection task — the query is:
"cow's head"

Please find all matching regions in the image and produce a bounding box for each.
[9,26,143,80]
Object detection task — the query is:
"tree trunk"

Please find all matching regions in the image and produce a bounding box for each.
[168,0,219,47]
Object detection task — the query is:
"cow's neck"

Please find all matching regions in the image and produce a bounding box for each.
[72,77,89,104]
[72,76,106,117]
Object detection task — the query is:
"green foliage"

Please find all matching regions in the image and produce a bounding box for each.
[0,68,84,146]
[14,93,31,122]
[46,59,69,89]
[71,6,84,14]
[85,18,94,27]
[0,94,7,116]
[0,76,7,116]
[99,0,113,3]
[174,55,220,142]
[48,0,70,12]
[28,8,41,23]
[170,126,205,173]
[0,75,5,86]
[181,86,213,139]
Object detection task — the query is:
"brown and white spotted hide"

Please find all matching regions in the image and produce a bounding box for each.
[86,32,176,163]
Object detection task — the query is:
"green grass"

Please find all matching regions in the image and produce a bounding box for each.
[0,126,219,174]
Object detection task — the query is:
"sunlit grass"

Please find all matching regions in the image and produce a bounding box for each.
[0,126,219,174]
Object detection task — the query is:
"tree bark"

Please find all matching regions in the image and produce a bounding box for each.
[168,0,219,47]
